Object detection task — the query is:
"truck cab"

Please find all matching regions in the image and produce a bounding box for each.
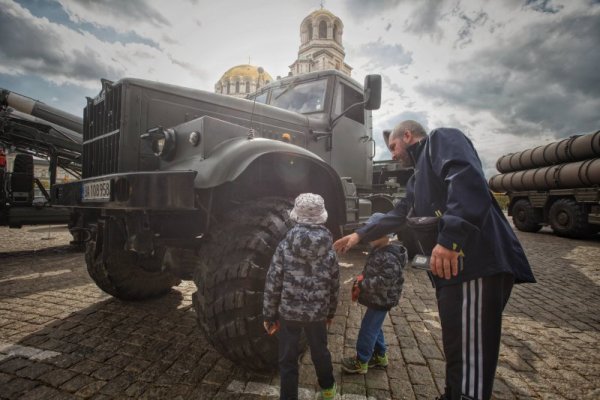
[247,70,376,189]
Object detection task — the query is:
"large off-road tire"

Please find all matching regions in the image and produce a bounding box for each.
[193,197,295,371]
[548,198,594,238]
[511,199,543,233]
[85,218,181,300]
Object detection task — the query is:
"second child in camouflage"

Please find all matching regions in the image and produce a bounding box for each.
[342,212,408,375]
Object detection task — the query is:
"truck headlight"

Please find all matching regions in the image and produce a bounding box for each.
[141,127,177,161]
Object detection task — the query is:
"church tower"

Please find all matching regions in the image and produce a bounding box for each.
[289,7,352,77]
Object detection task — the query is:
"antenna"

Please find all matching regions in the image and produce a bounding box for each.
[249,66,265,137]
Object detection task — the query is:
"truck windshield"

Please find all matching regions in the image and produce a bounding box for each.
[270,79,327,114]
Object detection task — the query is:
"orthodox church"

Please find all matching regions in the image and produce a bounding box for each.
[215,7,351,97]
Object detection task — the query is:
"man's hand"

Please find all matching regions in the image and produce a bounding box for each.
[333,232,360,253]
[430,244,460,279]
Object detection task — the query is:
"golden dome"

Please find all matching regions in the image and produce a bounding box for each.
[219,64,273,82]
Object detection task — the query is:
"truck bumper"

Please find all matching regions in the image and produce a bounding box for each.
[0,206,71,228]
[51,171,197,210]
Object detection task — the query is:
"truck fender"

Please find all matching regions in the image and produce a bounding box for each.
[167,136,348,226]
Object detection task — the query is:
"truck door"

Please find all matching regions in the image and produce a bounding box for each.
[331,80,372,188]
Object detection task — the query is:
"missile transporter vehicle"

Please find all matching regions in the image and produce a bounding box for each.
[0,89,83,232]
[51,70,410,370]
[489,130,600,238]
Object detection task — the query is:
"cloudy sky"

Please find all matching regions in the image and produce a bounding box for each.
[1,0,598,176]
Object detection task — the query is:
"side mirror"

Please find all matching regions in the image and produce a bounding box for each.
[364,74,382,110]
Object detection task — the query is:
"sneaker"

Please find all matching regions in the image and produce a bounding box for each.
[321,382,336,400]
[341,356,368,374]
[368,352,389,369]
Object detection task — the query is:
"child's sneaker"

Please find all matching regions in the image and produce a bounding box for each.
[368,352,389,369]
[341,356,368,374]
[320,382,336,400]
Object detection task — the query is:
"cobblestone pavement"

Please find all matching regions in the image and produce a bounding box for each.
[0,225,598,399]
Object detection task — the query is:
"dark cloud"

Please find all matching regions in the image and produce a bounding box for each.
[65,0,170,28]
[525,0,564,13]
[403,0,446,40]
[415,12,600,137]
[0,5,123,83]
[454,10,489,48]
[359,39,413,70]
[15,0,158,48]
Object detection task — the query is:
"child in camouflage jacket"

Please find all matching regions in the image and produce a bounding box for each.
[342,213,408,374]
[263,193,340,400]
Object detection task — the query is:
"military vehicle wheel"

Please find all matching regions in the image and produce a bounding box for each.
[13,153,34,175]
[548,198,594,238]
[511,199,542,232]
[85,219,181,300]
[193,197,295,371]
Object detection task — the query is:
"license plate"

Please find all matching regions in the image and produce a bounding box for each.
[82,180,111,202]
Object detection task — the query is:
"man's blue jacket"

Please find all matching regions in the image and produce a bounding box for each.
[356,128,536,287]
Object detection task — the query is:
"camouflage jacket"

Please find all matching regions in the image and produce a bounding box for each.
[263,224,340,322]
[358,244,407,311]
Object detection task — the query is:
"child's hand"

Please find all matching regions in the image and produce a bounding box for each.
[351,274,363,302]
[263,320,280,335]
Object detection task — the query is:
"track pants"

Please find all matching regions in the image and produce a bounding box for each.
[436,273,513,400]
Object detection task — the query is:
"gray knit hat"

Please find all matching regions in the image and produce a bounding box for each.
[289,193,328,224]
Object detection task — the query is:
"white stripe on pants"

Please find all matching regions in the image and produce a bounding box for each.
[462,278,483,399]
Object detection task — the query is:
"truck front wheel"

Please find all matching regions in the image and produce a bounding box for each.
[511,199,542,232]
[548,198,594,238]
[85,218,181,300]
[193,197,295,371]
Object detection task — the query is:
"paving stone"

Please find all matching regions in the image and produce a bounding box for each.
[59,373,97,393]
[37,368,78,387]
[73,379,108,398]
[1,376,39,398]
[15,362,54,379]
[18,385,75,400]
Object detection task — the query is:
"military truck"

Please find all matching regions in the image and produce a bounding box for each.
[489,130,600,238]
[0,90,83,234]
[51,70,410,370]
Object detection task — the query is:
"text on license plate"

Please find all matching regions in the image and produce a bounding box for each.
[82,180,111,201]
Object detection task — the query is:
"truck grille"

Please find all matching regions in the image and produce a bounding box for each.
[82,83,122,178]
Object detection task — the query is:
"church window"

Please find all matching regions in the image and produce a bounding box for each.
[319,20,327,38]
[245,81,250,93]
[227,82,230,94]
[308,22,313,40]
[236,81,240,93]
[333,24,338,43]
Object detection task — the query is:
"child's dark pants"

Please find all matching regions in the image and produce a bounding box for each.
[278,319,335,400]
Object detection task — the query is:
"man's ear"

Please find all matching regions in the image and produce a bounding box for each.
[403,129,413,143]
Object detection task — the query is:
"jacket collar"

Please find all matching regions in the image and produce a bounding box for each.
[407,137,428,165]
